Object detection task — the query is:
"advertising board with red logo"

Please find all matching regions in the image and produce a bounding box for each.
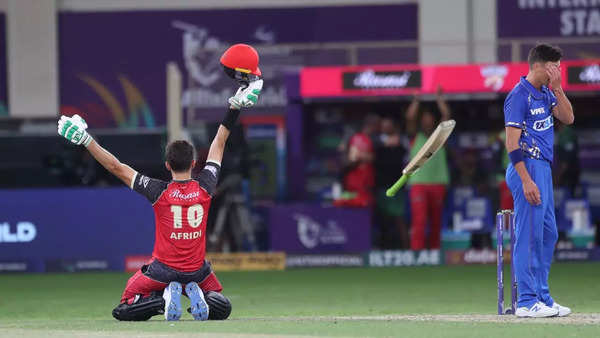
[301,61,600,98]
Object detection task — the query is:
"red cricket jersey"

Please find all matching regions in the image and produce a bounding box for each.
[131,162,220,272]
[343,133,375,206]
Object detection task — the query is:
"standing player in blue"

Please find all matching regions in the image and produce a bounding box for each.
[504,44,574,318]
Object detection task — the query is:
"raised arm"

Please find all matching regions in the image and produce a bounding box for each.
[206,118,233,165]
[547,64,574,125]
[207,79,263,165]
[86,140,136,186]
[435,85,451,121]
[405,92,420,136]
[57,115,135,186]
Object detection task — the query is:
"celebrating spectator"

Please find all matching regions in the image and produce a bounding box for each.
[405,85,451,250]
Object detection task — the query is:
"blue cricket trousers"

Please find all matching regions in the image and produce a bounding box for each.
[506,157,558,308]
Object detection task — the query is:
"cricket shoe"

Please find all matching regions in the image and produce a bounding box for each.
[552,302,572,317]
[515,302,558,318]
[185,282,209,321]
[163,281,183,321]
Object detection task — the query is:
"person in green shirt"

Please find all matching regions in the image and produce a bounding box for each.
[405,85,451,250]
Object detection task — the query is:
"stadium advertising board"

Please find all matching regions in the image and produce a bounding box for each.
[59,4,417,127]
[444,248,600,265]
[554,248,600,262]
[566,61,600,90]
[45,259,110,273]
[125,253,286,272]
[498,1,600,38]
[445,249,511,265]
[301,61,600,98]
[206,252,286,271]
[269,204,371,254]
[368,250,441,267]
[125,255,152,273]
[0,261,32,273]
[0,188,154,272]
[342,69,422,90]
[286,254,365,268]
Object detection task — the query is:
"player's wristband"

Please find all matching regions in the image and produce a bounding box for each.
[508,149,524,166]
[82,134,93,147]
[221,107,241,131]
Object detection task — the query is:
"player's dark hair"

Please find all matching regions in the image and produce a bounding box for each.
[165,140,195,172]
[528,43,563,67]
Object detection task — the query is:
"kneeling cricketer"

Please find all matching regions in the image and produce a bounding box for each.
[57,44,263,321]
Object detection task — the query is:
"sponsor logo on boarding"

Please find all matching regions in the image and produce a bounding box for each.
[568,64,600,85]
[295,214,347,249]
[369,250,441,267]
[445,249,512,265]
[480,65,508,91]
[554,248,600,262]
[0,261,28,272]
[533,115,553,131]
[343,69,422,90]
[579,64,600,83]
[46,259,109,272]
[206,252,286,271]
[287,254,364,268]
[0,222,37,243]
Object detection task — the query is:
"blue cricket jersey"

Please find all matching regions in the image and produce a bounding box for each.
[504,76,557,163]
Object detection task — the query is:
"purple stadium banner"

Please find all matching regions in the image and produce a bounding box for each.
[59,5,417,128]
[0,188,155,272]
[269,204,371,253]
[498,1,600,38]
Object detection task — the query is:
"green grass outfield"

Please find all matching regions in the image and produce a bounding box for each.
[1,263,599,337]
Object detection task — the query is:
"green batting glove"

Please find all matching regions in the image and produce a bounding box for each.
[228,79,263,109]
[57,114,93,147]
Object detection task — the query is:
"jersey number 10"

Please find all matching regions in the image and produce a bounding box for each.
[170,204,204,229]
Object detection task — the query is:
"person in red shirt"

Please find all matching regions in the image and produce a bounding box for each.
[334,115,378,207]
[57,77,263,320]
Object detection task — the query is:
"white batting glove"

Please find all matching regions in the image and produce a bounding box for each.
[57,114,93,147]
[228,79,263,109]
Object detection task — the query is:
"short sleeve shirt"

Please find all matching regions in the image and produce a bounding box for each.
[504,76,557,162]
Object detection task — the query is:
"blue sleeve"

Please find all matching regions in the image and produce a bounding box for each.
[548,89,558,108]
[504,92,527,128]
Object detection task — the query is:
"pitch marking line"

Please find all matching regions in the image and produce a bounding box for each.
[234,313,600,325]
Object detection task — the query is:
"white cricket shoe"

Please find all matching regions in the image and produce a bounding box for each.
[163,281,183,321]
[552,302,572,317]
[515,302,559,318]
